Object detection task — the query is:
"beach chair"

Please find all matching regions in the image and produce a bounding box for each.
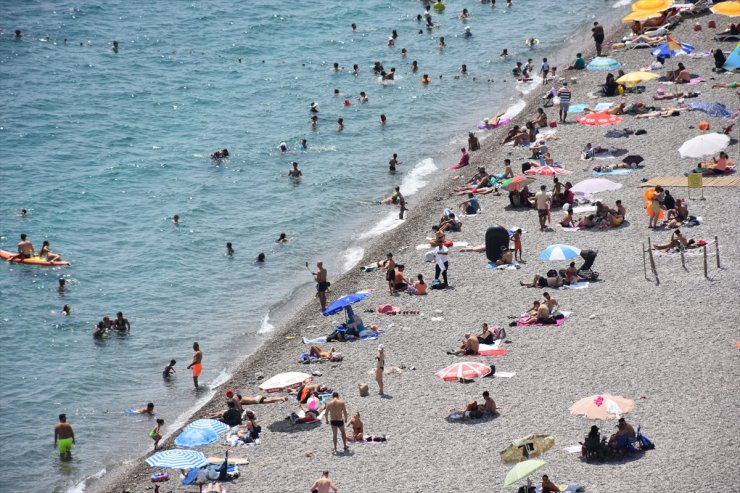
[613,434,638,456]
[678,0,709,17]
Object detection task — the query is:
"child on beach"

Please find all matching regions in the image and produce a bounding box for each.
[163,359,176,380]
[150,418,164,450]
[512,229,523,261]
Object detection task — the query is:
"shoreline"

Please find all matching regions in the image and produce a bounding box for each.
[92,7,740,493]
[84,10,634,493]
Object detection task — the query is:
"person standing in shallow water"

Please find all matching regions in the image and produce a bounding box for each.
[186,342,202,389]
[54,414,75,460]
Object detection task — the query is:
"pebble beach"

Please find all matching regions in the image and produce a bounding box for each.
[89,6,740,493]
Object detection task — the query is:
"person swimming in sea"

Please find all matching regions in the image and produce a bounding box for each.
[300,139,308,150]
[310,115,318,129]
[358,91,368,103]
[162,360,176,379]
[172,215,180,226]
[380,114,387,125]
[463,26,472,39]
[226,242,234,256]
[276,233,288,244]
[500,48,509,58]
[310,102,319,113]
[62,304,71,316]
[331,62,342,72]
[112,40,119,53]
[337,118,344,131]
[256,253,266,263]
[211,148,229,161]
[279,142,288,153]
[288,161,303,177]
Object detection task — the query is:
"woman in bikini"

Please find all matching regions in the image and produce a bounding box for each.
[375,345,385,395]
[39,240,62,262]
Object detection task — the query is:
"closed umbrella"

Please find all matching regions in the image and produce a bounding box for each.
[687,101,732,118]
[678,133,730,158]
[570,394,635,420]
[184,419,230,435]
[616,71,659,87]
[711,1,740,17]
[540,244,581,261]
[174,428,219,448]
[259,371,313,393]
[503,459,546,488]
[524,166,572,176]
[500,176,535,191]
[632,0,672,11]
[146,449,209,469]
[323,290,371,316]
[571,178,623,195]
[435,362,491,382]
[500,434,555,463]
[577,113,623,126]
[622,9,663,22]
[586,57,621,71]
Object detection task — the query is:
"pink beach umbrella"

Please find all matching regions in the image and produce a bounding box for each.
[525,166,572,176]
[577,113,623,126]
[435,362,492,382]
[569,394,635,420]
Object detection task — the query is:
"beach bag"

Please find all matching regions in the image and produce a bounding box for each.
[358,383,369,397]
[547,269,558,278]
[431,279,444,289]
[698,121,710,131]
[639,434,655,450]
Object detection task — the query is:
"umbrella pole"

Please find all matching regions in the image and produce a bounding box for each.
[715,236,721,269]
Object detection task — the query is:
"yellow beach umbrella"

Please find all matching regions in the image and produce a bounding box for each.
[711,1,740,17]
[616,71,659,86]
[632,0,672,11]
[622,9,663,22]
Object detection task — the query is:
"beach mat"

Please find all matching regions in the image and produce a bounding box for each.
[563,282,589,289]
[516,313,570,327]
[208,457,249,465]
[465,347,508,357]
[592,168,632,176]
[487,261,521,270]
[493,371,516,378]
[640,176,740,187]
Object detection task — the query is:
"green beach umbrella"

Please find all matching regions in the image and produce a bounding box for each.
[503,459,546,487]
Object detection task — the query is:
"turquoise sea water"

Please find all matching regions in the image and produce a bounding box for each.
[0,1,624,491]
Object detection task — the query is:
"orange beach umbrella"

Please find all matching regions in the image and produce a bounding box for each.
[711,1,740,17]
[570,394,635,420]
[632,0,673,11]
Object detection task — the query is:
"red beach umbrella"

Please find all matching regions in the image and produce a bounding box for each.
[524,166,572,176]
[577,113,623,126]
[435,362,492,382]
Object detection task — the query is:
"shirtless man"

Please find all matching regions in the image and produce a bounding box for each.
[325,392,349,452]
[288,161,303,177]
[186,342,203,389]
[496,248,514,266]
[448,334,479,355]
[542,292,558,312]
[310,471,338,493]
[54,414,75,460]
[479,391,497,414]
[313,262,329,311]
[14,233,35,260]
[523,300,552,324]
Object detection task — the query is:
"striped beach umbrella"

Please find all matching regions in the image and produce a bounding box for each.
[146,449,209,469]
[586,57,621,71]
[577,113,623,126]
[524,166,572,176]
[651,36,694,58]
[184,419,230,435]
[539,244,581,261]
[435,362,491,382]
[711,1,740,17]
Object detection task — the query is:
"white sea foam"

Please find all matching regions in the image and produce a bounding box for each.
[359,212,405,239]
[400,157,437,196]
[342,247,365,272]
[66,468,106,493]
[502,99,527,119]
[258,313,275,334]
[612,0,631,7]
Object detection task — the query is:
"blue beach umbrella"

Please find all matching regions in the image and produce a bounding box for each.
[174,428,219,448]
[650,36,694,58]
[688,101,732,118]
[723,43,740,70]
[539,244,581,261]
[184,419,230,435]
[323,290,371,316]
[586,57,621,71]
[146,449,209,468]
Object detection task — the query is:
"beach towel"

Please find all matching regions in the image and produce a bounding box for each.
[359,329,385,341]
[564,445,583,454]
[563,282,589,289]
[560,225,582,232]
[592,168,632,176]
[416,241,469,250]
[568,104,588,113]
[595,102,613,111]
[487,261,521,270]
[493,371,516,378]
[464,343,508,357]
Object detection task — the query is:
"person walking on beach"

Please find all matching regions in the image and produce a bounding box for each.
[385,253,397,295]
[325,392,349,452]
[398,189,407,220]
[535,185,550,231]
[187,342,203,389]
[54,414,75,460]
[150,418,164,451]
[557,82,571,123]
[313,262,329,312]
[375,344,385,395]
[310,471,338,493]
[592,22,605,57]
[434,243,449,287]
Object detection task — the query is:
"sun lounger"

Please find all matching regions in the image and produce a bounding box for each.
[715,34,740,42]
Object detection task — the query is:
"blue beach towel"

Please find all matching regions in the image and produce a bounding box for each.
[568,104,588,113]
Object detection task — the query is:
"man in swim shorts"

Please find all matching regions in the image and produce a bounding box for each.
[54,414,75,460]
[310,471,338,493]
[14,233,35,260]
[325,392,349,452]
[186,342,203,389]
[313,262,329,312]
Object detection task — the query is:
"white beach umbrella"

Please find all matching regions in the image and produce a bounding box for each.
[259,372,313,393]
[678,133,730,159]
[571,178,623,196]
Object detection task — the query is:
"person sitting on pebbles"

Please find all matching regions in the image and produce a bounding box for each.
[496,247,514,266]
[447,334,479,356]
